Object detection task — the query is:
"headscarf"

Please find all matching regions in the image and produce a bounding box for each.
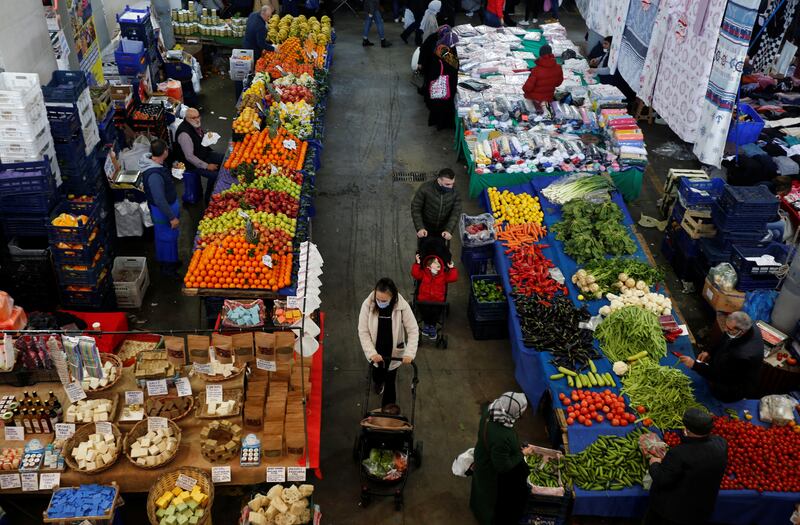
[420,1,442,42]
[488,392,528,428]
[436,25,458,48]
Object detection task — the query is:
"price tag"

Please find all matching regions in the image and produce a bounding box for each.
[282,139,297,150]
[211,466,231,483]
[21,472,37,492]
[286,296,302,309]
[237,209,251,220]
[193,363,212,375]
[261,254,273,268]
[147,379,168,397]
[148,417,168,432]
[39,473,60,491]
[206,385,223,404]
[54,423,75,440]
[0,473,20,490]
[266,467,286,483]
[95,422,113,436]
[256,358,277,372]
[175,377,192,397]
[4,426,24,441]
[125,390,144,405]
[176,473,198,491]
[287,467,306,482]
[65,382,87,403]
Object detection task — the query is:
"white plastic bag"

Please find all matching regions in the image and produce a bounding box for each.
[115,199,144,237]
[759,395,798,426]
[452,448,474,477]
[140,201,153,228]
[119,135,152,172]
[709,263,738,292]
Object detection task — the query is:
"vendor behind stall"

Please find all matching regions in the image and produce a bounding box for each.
[678,311,763,402]
[175,108,225,206]
[244,6,275,59]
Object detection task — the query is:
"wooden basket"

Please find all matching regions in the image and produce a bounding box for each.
[146,467,214,525]
[196,388,243,419]
[62,423,122,474]
[123,418,182,470]
[197,364,245,383]
[85,354,124,394]
[145,394,194,422]
[43,482,121,524]
[66,394,120,425]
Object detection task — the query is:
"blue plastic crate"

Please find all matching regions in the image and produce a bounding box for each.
[0,157,54,194]
[164,60,193,80]
[59,272,113,309]
[117,6,156,44]
[42,71,88,104]
[60,165,103,195]
[0,190,57,215]
[54,138,89,166]
[57,250,110,286]
[673,226,700,258]
[719,185,779,215]
[51,228,108,266]
[678,177,724,208]
[461,243,495,276]
[711,202,773,232]
[736,273,780,291]
[467,302,508,340]
[1,214,50,237]
[46,106,82,140]
[732,242,792,276]
[97,109,117,144]
[469,274,507,321]
[47,200,100,244]
[727,103,765,147]
[115,39,148,76]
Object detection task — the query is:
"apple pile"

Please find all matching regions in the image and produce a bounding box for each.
[207,188,300,218]
[277,84,313,104]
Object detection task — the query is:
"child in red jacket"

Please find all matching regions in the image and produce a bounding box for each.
[411,253,458,339]
[522,45,564,103]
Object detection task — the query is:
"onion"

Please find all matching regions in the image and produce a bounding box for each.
[618,273,629,282]
[625,278,636,289]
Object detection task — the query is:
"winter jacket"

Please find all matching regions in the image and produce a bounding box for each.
[647,434,728,525]
[358,292,419,371]
[243,12,273,58]
[486,0,505,19]
[522,54,564,102]
[411,179,462,235]
[411,256,458,302]
[692,325,764,402]
[139,154,178,221]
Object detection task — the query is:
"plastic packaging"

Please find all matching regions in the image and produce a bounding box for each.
[0,291,13,321]
[759,395,798,426]
[709,263,738,292]
[460,213,496,247]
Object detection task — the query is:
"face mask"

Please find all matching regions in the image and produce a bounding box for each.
[726,331,739,339]
[376,299,391,309]
[438,182,453,193]
[429,266,440,276]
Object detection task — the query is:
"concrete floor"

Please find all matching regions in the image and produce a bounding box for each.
[0,6,718,524]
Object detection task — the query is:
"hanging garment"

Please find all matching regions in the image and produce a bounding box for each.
[637,0,678,104]
[693,0,761,167]
[752,0,799,73]
[575,0,631,43]
[613,0,663,93]
[649,0,729,144]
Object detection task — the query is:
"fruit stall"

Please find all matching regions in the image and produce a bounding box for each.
[452,23,647,200]
[472,176,800,524]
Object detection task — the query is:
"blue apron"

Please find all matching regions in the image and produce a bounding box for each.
[150,201,180,263]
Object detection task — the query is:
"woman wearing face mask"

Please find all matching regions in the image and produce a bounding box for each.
[358,278,419,407]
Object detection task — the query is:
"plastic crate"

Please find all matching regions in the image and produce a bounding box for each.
[731,242,792,276]
[111,256,149,308]
[58,271,113,309]
[719,185,780,215]
[678,177,725,208]
[54,137,89,166]
[0,72,42,110]
[461,243,496,276]
[0,110,49,141]
[467,302,508,340]
[57,249,110,286]
[97,109,117,144]
[736,273,780,291]
[727,103,765,146]
[7,236,49,260]
[117,6,155,43]
[469,274,507,321]
[1,214,50,237]
[115,39,148,76]
[60,168,103,195]
[0,156,54,193]
[47,200,100,244]
[0,189,57,215]
[0,93,45,127]
[711,202,774,232]
[51,227,106,265]
[164,60,193,80]
[0,132,52,161]
[47,106,82,139]
[42,71,88,104]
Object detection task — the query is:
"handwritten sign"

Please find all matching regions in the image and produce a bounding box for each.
[256,358,277,372]
[176,474,197,491]
[95,422,113,436]
[148,417,168,432]
[125,390,144,405]
[21,472,37,492]
[54,423,75,440]
[286,296,302,309]
[65,382,86,403]
[266,467,286,483]
[4,426,24,441]
[146,379,168,397]
[261,254,273,268]
[0,473,20,490]
[287,467,307,482]
[39,473,60,491]
[205,385,223,404]
[175,377,192,397]
[193,363,212,375]
[211,466,231,483]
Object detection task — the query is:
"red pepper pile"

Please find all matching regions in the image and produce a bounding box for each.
[560,389,636,427]
[664,417,800,492]
[506,244,566,299]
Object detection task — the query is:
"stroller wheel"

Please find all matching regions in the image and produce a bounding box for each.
[412,440,423,468]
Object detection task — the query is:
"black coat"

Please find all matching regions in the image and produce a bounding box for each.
[692,325,764,402]
[647,435,728,525]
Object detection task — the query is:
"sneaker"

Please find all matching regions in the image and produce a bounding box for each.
[422,325,437,339]
[363,39,375,47]
[374,382,385,396]
[381,39,392,48]
[465,10,474,17]
[519,19,530,26]
[394,17,401,23]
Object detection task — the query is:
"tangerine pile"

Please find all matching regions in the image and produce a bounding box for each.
[223,127,308,171]
[256,37,316,79]
[184,236,294,291]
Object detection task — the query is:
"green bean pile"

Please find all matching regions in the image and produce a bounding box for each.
[620,359,703,429]
[563,429,649,490]
[595,306,666,363]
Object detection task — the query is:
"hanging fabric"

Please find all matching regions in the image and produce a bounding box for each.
[637,0,676,104]
[693,0,761,167]
[752,0,799,72]
[613,0,663,94]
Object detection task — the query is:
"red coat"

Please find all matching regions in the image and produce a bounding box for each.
[522,54,564,102]
[411,256,458,303]
[486,0,504,18]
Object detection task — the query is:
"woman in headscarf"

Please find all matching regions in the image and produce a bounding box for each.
[419,0,442,42]
[470,392,534,525]
[418,25,459,130]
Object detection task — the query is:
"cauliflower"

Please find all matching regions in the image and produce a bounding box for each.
[613,361,629,376]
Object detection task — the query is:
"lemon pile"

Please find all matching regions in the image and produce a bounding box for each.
[268,15,332,45]
[488,187,544,225]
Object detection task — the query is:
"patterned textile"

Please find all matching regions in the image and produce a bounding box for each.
[752,0,799,73]
[637,0,676,104]
[693,0,761,167]
[575,0,631,43]
[613,0,663,93]
[649,0,729,144]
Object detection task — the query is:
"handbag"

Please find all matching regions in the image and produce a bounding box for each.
[429,62,451,101]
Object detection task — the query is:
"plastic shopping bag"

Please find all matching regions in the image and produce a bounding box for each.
[140,201,154,228]
[452,448,474,477]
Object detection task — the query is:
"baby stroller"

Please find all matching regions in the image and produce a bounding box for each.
[352,358,422,511]
[412,236,453,349]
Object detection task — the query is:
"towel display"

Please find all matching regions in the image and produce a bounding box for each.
[613,0,663,94]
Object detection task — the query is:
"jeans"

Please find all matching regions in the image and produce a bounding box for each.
[483,9,502,27]
[400,20,422,44]
[372,364,398,406]
[192,151,224,204]
[363,11,386,39]
[546,0,558,17]
[392,0,403,19]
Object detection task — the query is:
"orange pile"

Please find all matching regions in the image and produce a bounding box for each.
[255,37,316,79]
[184,236,294,291]
[223,127,308,171]
[303,39,327,69]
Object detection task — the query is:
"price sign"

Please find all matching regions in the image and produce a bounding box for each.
[176,474,198,491]
[0,473,20,490]
[206,385,223,404]
[125,390,144,405]
[256,358,277,372]
[39,473,60,491]
[175,377,192,397]
[282,139,297,151]
[261,254,273,268]
[95,422,113,436]
[286,296,302,309]
[65,382,87,403]
[79,521,92,525]
[193,363,212,375]
[148,417,168,432]
[287,467,307,482]
[211,466,231,483]
[266,467,286,483]
[21,472,38,492]
[4,426,24,441]
[54,423,75,440]
[146,379,168,397]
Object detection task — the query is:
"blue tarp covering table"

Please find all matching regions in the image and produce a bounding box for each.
[485,178,800,524]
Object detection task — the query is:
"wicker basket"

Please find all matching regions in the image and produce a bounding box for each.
[145,394,194,421]
[123,418,182,470]
[62,423,122,474]
[146,467,214,525]
[85,354,124,394]
[197,364,245,383]
[196,388,243,419]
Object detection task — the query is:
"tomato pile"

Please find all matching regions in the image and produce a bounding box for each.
[664,417,800,492]
[560,389,636,427]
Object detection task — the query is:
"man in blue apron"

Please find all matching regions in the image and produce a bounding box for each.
[139,139,182,280]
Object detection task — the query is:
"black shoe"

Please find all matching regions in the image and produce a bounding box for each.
[381,39,392,48]
[374,382,385,396]
[363,39,375,47]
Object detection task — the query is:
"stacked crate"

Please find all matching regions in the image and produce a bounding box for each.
[116,6,161,89]
[468,274,508,341]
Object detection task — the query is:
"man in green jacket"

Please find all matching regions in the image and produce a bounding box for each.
[411,169,462,241]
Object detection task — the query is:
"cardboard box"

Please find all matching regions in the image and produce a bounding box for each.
[229,49,254,81]
[702,277,745,313]
[110,85,133,100]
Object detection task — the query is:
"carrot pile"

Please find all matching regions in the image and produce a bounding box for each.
[495,223,548,246]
